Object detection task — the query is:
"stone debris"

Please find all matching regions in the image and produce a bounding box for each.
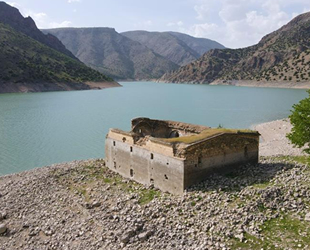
[0,212,6,222]
[0,158,309,250]
[0,224,7,235]
[234,233,244,242]
[138,230,154,242]
[305,213,310,222]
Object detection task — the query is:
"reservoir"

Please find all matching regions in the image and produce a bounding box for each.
[0,81,308,175]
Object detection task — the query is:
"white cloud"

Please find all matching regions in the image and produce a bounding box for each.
[24,10,48,28]
[9,3,73,29]
[194,4,211,21]
[193,0,227,21]
[145,20,153,26]
[167,21,184,27]
[133,20,153,28]
[7,2,20,7]
[68,0,80,3]
[49,21,72,28]
[218,1,248,22]
[182,0,310,48]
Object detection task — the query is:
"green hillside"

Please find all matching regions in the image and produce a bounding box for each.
[0,22,113,85]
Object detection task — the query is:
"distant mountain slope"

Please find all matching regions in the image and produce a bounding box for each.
[122,30,225,66]
[0,2,117,93]
[0,1,76,59]
[44,28,179,80]
[160,12,310,86]
[0,23,115,93]
[167,32,226,56]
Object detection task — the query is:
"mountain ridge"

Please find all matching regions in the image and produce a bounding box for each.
[43,27,179,80]
[121,30,225,66]
[159,11,310,87]
[44,28,225,80]
[0,2,118,93]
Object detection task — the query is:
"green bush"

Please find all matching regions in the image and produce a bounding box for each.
[287,90,310,154]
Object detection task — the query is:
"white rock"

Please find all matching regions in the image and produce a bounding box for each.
[235,233,244,242]
[138,232,148,242]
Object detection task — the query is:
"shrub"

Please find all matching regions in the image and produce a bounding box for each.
[287,90,310,154]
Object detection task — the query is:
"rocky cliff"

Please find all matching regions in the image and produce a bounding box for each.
[122,30,225,66]
[160,12,310,86]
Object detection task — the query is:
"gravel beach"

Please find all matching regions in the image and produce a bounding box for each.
[0,120,309,250]
[254,119,306,157]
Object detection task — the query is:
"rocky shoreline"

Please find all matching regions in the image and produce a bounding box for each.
[0,120,309,250]
[157,80,310,89]
[0,81,121,94]
[210,80,310,89]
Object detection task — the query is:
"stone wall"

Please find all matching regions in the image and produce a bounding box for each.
[183,134,259,188]
[105,120,259,195]
[105,137,185,195]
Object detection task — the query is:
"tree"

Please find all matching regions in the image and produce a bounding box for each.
[287,90,310,154]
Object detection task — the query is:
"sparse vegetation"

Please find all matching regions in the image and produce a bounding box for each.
[231,214,310,249]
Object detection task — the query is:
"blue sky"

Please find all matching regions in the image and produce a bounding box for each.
[7,0,310,48]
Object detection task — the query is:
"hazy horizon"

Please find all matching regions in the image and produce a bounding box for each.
[5,0,310,48]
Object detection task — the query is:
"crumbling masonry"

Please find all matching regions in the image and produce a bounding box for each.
[105,118,259,195]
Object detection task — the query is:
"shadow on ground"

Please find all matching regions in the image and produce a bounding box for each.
[186,159,297,193]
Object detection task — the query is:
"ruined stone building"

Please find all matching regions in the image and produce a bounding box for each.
[105,118,260,195]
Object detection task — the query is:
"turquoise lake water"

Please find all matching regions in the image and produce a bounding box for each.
[0,81,308,175]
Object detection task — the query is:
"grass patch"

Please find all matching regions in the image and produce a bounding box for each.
[251,181,271,189]
[103,178,112,183]
[138,189,161,205]
[273,155,310,166]
[69,185,90,202]
[231,214,310,249]
[231,232,275,250]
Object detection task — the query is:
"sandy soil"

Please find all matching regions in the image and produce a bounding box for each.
[253,119,306,156]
